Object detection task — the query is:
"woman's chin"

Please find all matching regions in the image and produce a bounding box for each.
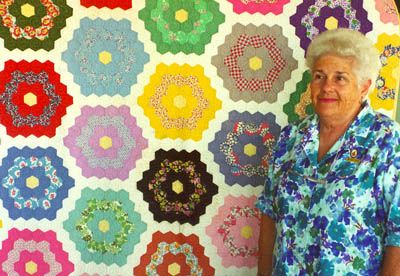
[314,106,339,118]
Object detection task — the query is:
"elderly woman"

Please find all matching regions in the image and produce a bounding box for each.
[256,28,400,275]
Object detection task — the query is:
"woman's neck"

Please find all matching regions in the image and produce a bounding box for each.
[319,104,362,134]
[317,106,362,161]
[319,117,352,135]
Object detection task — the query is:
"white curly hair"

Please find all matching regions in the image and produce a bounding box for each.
[305,28,381,85]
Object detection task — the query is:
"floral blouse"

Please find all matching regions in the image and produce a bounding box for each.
[256,104,400,275]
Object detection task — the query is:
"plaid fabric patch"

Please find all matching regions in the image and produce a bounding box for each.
[224,33,286,93]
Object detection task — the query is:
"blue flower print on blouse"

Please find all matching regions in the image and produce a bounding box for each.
[256,104,400,275]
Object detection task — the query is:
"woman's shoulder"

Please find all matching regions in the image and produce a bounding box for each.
[363,109,400,147]
[280,113,317,136]
[371,110,400,134]
[271,114,317,161]
[276,114,317,148]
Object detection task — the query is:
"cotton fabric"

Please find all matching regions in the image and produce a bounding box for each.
[257,104,400,275]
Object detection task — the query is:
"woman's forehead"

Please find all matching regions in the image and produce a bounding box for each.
[313,54,357,71]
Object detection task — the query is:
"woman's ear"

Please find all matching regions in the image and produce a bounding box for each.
[360,79,372,99]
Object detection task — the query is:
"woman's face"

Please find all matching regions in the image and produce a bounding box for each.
[310,54,370,121]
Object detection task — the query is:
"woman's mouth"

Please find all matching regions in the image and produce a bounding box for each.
[318,98,338,103]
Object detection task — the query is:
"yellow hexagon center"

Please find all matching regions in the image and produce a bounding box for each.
[168,262,181,276]
[325,16,338,30]
[241,225,254,239]
[99,136,112,150]
[26,176,39,189]
[249,56,263,71]
[172,180,184,194]
[21,3,35,18]
[244,143,257,157]
[24,92,37,107]
[173,95,187,109]
[25,261,38,275]
[98,219,110,233]
[99,51,112,65]
[175,9,188,23]
[162,84,198,119]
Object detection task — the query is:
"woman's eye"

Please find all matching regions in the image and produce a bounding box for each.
[313,74,324,80]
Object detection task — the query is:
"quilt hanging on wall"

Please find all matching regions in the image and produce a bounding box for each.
[0,0,399,275]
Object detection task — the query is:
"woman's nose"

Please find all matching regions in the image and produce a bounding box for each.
[321,78,334,92]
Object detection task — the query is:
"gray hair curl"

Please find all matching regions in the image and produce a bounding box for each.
[305,28,381,84]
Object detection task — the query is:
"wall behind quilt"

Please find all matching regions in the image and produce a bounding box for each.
[0,0,398,275]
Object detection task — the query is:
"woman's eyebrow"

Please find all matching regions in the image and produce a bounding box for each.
[313,70,349,75]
